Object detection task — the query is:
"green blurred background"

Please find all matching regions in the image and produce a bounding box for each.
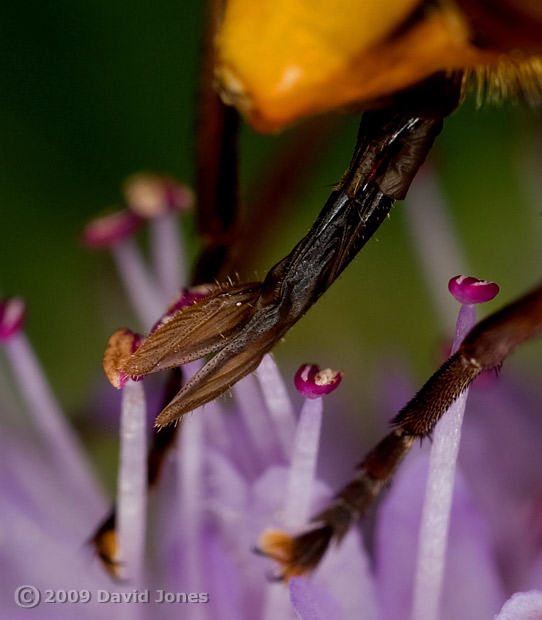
[1,0,540,485]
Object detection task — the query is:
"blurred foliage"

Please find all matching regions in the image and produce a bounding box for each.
[0,0,540,472]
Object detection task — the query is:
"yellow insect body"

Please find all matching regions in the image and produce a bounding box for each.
[215,0,541,131]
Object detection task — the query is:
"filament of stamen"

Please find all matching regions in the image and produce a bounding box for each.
[177,360,206,602]
[116,379,148,585]
[150,212,186,302]
[4,331,105,518]
[112,239,166,328]
[411,303,476,620]
[256,354,297,459]
[262,371,325,620]
[177,410,206,616]
[282,396,323,530]
[234,373,278,468]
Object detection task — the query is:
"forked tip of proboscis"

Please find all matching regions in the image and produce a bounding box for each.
[257,525,334,581]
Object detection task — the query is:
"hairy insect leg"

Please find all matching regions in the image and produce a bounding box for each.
[259,284,542,579]
[260,430,415,579]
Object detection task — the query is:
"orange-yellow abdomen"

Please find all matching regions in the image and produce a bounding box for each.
[215,0,541,131]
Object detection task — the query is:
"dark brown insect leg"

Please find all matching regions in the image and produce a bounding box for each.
[261,284,541,579]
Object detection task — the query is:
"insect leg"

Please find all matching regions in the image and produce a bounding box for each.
[260,284,542,579]
[128,81,459,424]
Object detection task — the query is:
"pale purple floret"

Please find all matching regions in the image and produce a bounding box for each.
[123,174,193,301]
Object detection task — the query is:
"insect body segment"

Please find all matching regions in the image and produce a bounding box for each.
[215,0,542,131]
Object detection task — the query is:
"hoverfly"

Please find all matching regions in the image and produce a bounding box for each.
[100,0,542,578]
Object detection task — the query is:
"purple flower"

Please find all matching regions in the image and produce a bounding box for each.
[0,183,373,619]
[1,172,541,620]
